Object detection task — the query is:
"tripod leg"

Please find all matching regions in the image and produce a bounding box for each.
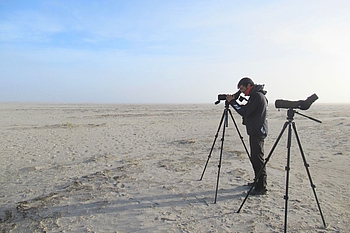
[283,122,293,233]
[237,121,290,213]
[228,109,250,160]
[292,122,327,228]
[200,110,226,180]
[214,111,227,203]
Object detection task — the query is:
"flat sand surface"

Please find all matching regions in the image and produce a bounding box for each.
[1,103,349,232]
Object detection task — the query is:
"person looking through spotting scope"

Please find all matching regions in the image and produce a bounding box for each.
[226,77,268,195]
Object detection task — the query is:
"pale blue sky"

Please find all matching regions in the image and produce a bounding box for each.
[1,0,349,104]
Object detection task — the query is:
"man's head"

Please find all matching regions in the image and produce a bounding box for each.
[237,77,254,94]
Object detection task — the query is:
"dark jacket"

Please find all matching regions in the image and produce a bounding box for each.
[229,84,268,137]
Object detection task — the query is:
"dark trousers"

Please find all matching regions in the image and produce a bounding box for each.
[249,135,267,190]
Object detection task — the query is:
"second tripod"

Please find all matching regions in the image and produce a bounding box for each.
[199,101,250,203]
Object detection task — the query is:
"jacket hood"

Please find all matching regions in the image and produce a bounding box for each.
[250,84,267,96]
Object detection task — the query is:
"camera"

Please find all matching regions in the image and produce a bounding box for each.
[215,91,242,105]
[275,93,318,110]
[217,94,228,101]
[215,94,234,105]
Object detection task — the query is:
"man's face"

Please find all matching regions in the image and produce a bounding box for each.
[239,84,251,93]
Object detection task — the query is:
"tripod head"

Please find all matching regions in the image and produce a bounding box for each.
[290,109,322,123]
[225,100,230,109]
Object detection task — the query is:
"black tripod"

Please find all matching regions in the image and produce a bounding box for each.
[237,108,326,232]
[200,101,250,203]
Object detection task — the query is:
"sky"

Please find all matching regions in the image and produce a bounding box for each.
[1,0,350,104]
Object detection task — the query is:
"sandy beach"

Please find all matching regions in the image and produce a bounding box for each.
[0,102,349,232]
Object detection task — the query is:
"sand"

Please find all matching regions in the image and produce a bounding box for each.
[0,102,349,232]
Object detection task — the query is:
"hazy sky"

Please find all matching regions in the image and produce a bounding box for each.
[1,0,349,104]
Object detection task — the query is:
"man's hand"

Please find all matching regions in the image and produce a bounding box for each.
[226,90,241,103]
[226,94,235,102]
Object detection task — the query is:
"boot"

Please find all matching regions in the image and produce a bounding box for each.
[251,175,267,195]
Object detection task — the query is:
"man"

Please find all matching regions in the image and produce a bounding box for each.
[226,77,268,195]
